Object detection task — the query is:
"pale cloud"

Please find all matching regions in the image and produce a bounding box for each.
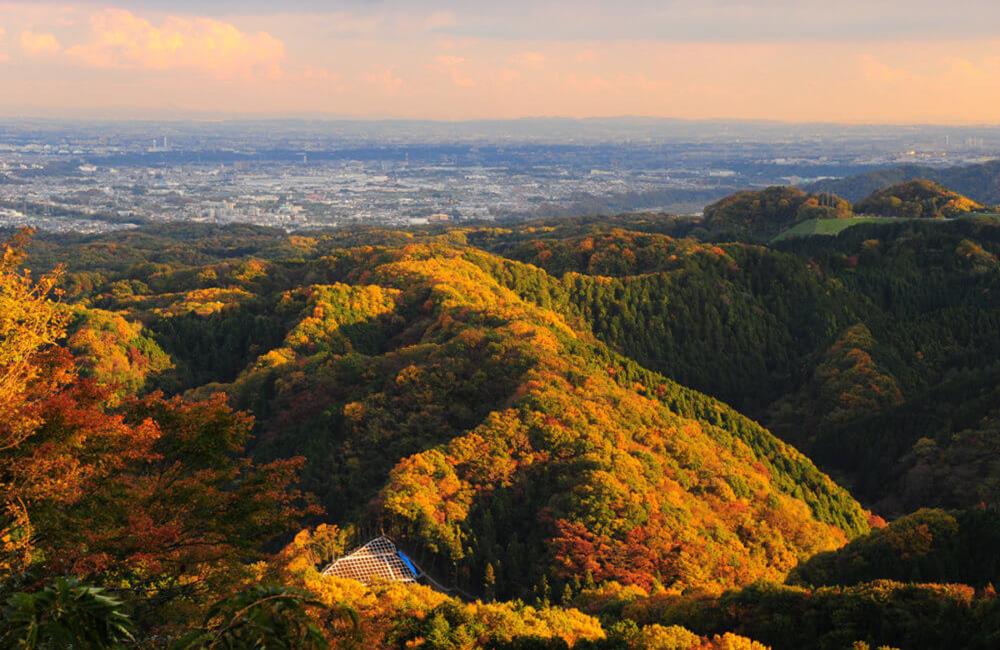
[561,72,611,94]
[497,67,520,83]
[0,26,7,63]
[64,8,285,79]
[508,51,545,68]
[563,73,670,97]
[229,8,458,42]
[300,65,339,82]
[420,10,457,32]
[20,30,60,56]
[858,54,916,85]
[321,12,382,37]
[433,36,484,52]
[363,67,404,94]
[941,55,1000,84]
[431,54,474,88]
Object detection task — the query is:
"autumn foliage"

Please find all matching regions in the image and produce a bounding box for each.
[6,210,1000,648]
[0,231,314,636]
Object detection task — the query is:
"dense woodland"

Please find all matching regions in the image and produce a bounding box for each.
[852,180,984,219]
[3,180,1000,648]
[701,186,853,241]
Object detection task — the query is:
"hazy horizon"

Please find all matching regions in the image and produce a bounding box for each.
[5,1,1000,124]
[6,114,1000,128]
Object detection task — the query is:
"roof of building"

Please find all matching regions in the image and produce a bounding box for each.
[321,536,419,585]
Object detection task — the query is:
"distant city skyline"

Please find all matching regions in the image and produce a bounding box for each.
[3,1,1000,123]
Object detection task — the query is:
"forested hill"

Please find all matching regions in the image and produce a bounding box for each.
[807,158,1000,203]
[853,180,984,219]
[36,235,869,588]
[16,214,1000,519]
[5,209,1000,648]
[472,217,1000,515]
[701,186,852,241]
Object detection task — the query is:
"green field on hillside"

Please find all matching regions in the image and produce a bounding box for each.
[771,216,900,242]
[773,212,1000,242]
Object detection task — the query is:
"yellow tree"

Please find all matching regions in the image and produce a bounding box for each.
[0,229,69,574]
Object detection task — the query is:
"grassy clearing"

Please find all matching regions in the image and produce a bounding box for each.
[773,212,1000,243]
[771,216,900,242]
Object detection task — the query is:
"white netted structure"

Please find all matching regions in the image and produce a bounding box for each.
[322,536,419,585]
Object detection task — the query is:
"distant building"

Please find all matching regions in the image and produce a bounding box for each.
[428,213,451,223]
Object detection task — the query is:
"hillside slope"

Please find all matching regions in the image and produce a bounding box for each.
[181,243,869,598]
[468,218,1000,516]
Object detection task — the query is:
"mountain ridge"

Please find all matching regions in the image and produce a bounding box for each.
[807,159,1000,204]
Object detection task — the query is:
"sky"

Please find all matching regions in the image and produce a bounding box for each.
[1,1,1000,123]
